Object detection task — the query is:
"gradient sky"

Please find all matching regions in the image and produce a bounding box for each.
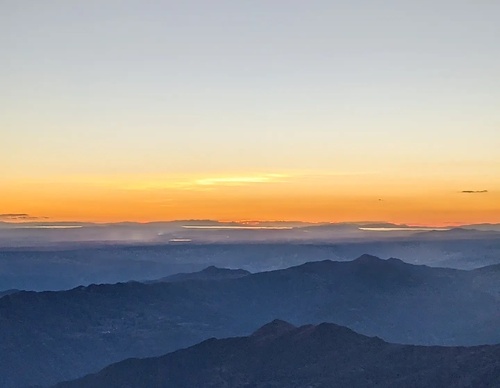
[2,0,499,225]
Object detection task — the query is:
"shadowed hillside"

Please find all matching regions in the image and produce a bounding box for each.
[54,320,500,388]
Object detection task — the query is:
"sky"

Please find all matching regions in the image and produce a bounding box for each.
[1,0,499,225]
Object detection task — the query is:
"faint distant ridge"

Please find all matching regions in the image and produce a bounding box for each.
[1,219,499,230]
[414,227,500,240]
[54,320,500,388]
[2,219,500,247]
[460,223,500,232]
[146,266,251,283]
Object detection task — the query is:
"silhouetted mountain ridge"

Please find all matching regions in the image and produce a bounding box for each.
[54,320,500,388]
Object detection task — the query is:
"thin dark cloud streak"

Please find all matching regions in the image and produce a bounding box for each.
[460,190,488,194]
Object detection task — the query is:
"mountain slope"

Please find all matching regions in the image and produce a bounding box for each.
[54,320,500,388]
[0,289,19,298]
[1,255,500,387]
[146,266,250,283]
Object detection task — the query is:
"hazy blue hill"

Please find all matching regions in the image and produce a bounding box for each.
[54,320,500,388]
[470,262,500,299]
[2,237,500,292]
[0,243,347,291]
[462,223,500,232]
[146,266,251,283]
[1,255,500,387]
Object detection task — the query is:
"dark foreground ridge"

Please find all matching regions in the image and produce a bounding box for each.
[54,320,500,388]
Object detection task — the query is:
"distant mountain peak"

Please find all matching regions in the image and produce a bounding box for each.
[203,265,220,271]
[251,319,296,339]
[353,254,383,263]
[352,255,413,271]
[290,255,411,276]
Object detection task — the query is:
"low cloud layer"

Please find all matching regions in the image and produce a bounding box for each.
[0,213,47,221]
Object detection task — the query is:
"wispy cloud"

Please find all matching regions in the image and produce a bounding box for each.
[120,170,375,192]
[195,174,289,186]
[124,173,290,191]
[460,190,488,194]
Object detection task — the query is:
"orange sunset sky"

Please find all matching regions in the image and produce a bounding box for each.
[2,1,499,226]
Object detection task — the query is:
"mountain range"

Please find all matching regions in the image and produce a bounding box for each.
[1,255,500,387]
[3,235,500,293]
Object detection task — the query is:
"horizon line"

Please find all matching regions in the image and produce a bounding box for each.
[1,219,498,228]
